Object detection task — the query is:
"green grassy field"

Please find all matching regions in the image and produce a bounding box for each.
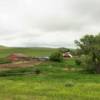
[0,47,56,58]
[0,48,100,100]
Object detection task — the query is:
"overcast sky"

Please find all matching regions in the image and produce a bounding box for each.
[0,0,99,48]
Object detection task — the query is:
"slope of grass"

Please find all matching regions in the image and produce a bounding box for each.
[0,48,99,100]
[0,60,99,100]
[0,47,56,58]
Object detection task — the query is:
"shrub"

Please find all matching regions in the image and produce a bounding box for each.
[76,55,96,73]
[65,81,75,87]
[75,58,82,65]
[82,55,96,73]
[35,69,41,74]
[50,51,63,62]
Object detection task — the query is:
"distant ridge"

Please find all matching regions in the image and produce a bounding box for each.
[0,45,7,49]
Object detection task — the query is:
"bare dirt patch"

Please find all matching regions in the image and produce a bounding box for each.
[0,61,41,69]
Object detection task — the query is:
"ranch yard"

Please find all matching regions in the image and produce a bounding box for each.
[0,48,100,100]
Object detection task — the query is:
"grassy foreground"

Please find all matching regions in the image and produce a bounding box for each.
[0,48,100,100]
[0,60,100,100]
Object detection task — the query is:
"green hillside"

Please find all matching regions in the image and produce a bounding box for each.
[0,47,56,58]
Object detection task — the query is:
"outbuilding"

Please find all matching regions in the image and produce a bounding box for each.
[63,52,73,58]
[7,53,30,62]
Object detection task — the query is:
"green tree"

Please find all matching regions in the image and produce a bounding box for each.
[59,48,70,53]
[75,34,100,73]
[50,51,63,62]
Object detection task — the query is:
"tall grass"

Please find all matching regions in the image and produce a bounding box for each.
[0,48,99,100]
[0,60,99,100]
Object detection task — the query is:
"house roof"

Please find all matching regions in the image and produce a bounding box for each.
[8,53,28,57]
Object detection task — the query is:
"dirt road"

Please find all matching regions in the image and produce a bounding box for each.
[0,61,41,69]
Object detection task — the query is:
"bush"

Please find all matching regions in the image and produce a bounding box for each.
[76,55,96,73]
[35,69,41,74]
[75,58,82,65]
[65,81,75,87]
[50,51,63,62]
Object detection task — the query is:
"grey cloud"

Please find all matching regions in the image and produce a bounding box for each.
[0,0,99,48]
[23,0,100,32]
[72,0,100,21]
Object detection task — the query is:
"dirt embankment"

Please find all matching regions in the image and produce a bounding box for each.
[0,61,41,69]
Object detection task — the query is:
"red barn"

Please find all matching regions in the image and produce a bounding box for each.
[7,53,29,62]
